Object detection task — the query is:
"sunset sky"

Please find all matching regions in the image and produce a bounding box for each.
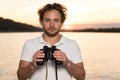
[0,0,120,30]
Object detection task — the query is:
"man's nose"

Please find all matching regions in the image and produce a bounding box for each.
[50,21,54,27]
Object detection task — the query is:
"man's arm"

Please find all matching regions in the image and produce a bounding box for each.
[17,50,44,80]
[17,60,36,80]
[65,61,85,80]
[54,51,85,80]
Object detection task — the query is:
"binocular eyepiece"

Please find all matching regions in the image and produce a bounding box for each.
[36,46,62,65]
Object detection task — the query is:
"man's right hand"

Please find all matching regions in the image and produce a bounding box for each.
[33,50,45,67]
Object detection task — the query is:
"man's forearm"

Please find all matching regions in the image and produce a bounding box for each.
[17,64,36,80]
[65,60,85,80]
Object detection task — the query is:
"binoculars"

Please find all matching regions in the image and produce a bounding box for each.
[36,46,62,65]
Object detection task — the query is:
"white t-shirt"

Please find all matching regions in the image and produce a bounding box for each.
[20,34,83,80]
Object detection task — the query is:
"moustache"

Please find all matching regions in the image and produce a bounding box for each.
[48,26,56,30]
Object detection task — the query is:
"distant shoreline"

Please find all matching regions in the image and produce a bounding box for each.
[61,28,120,33]
[0,17,120,33]
[0,28,120,33]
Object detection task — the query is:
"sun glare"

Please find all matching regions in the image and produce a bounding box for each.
[63,25,72,30]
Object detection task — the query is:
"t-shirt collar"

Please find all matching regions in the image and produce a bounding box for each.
[38,34,65,46]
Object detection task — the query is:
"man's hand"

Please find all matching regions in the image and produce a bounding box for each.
[33,50,45,67]
[53,50,69,65]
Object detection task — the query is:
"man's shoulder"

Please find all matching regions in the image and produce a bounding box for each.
[62,36,77,44]
[24,36,40,45]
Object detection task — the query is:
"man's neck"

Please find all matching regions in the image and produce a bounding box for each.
[43,33,62,46]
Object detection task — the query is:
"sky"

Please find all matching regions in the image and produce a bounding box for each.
[0,0,120,29]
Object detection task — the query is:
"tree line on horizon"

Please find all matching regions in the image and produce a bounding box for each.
[0,17,42,32]
[0,17,120,32]
[61,28,120,32]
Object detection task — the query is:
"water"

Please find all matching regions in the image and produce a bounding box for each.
[0,32,120,80]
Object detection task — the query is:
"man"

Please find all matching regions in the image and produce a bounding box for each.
[17,3,85,80]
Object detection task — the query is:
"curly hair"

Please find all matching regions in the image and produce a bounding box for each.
[38,3,67,23]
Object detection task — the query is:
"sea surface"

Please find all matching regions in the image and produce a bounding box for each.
[0,32,120,80]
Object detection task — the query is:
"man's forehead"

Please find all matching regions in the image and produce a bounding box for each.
[44,17,60,19]
[44,10,61,16]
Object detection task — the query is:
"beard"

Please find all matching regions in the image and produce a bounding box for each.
[43,27,60,37]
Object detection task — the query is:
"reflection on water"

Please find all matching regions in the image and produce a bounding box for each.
[0,32,120,80]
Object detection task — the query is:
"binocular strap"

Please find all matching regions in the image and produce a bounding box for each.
[45,62,48,80]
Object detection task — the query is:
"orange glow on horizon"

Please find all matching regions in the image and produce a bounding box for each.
[0,0,120,29]
[62,25,72,30]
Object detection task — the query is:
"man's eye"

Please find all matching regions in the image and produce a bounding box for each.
[54,19,60,22]
[45,19,50,22]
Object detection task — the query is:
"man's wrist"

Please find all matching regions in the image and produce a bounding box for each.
[65,60,73,67]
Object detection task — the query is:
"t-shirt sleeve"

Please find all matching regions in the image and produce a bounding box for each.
[71,41,83,64]
[20,40,33,62]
